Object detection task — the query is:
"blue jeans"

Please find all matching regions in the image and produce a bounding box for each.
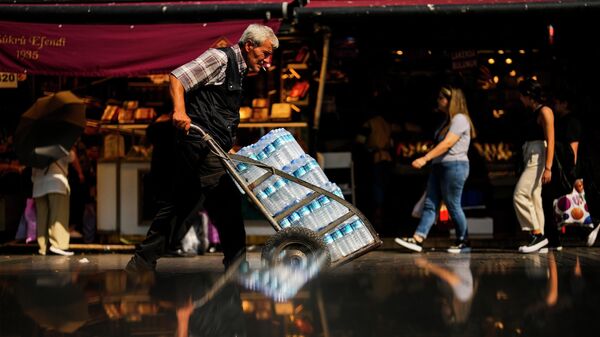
[415,161,470,241]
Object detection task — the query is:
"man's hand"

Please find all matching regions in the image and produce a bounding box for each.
[173,110,191,131]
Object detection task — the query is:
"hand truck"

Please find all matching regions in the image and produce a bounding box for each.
[190,124,382,268]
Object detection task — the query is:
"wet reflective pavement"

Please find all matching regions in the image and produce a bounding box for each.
[1,248,600,336]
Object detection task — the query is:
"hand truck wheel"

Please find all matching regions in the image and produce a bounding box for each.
[261,226,331,268]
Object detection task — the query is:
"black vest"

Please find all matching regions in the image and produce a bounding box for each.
[185,46,243,150]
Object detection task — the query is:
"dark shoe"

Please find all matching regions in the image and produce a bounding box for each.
[540,238,563,253]
[125,255,156,273]
[394,237,423,252]
[519,234,548,253]
[447,240,471,254]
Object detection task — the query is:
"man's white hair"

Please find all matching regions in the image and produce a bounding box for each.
[239,24,279,49]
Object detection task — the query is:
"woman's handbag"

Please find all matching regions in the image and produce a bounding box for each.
[554,180,594,229]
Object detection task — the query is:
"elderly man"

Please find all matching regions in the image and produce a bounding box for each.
[127,24,279,271]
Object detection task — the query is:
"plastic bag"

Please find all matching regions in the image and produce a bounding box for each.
[412,191,426,218]
[554,180,593,229]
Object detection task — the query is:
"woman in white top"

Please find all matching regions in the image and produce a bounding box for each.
[31,150,75,256]
[395,86,476,254]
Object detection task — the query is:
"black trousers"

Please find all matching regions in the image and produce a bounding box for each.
[172,136,246,268]
[133,198,207,267]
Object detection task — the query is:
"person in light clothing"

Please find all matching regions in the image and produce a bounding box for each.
[513,78,555,253]
[32,150,75,256]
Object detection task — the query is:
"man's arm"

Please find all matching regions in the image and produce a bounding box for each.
[170,74,191,131]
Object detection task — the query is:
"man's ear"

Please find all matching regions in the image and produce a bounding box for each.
[244,41,254,53]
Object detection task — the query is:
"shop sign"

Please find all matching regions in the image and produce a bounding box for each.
[0,72,17,88]
[451,50,478,71]
[0,20,280,77]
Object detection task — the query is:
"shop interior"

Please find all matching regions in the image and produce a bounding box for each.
[1,8,599,243]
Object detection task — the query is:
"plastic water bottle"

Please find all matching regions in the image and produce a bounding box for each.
[286,212,301,227]
[279,217,291,229]
[267,178,298,214]
[341,222,363,251]
[352,219,374,245]
[323,182,349,219]
[331,229,351,256]
[323,233,342,262]
[283,131,305,160]
[255,190,274,215]
[236,145,265,184]
[302,157,329,186]
[283,159,312,199]
[295,206,315,229]
[262,185,279,214]
[274,129,305,164]
[306,199,324,230]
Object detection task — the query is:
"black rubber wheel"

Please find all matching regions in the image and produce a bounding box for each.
[262,226,331,268]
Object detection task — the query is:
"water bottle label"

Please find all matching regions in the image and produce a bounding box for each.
[308,200,321,211]
[280,218,291,228]
[297,206,310,217]
[305,160,321,171]
[352,220,364,230]
[273,179,286,189]
[288,213,301,223]
[294,167,307,178]
[318,196,330,205]
[341,224,354,235]
[264,186,276,196]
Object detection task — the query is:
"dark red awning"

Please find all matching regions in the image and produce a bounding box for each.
[0,19,281,76]
[305,0,569,6]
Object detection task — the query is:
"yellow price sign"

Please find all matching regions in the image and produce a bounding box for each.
[0,72,18,88]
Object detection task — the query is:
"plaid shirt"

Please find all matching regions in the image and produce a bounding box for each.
[171,43,247,92]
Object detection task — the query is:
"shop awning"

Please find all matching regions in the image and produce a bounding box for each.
[0,1,293,23]
[0,19,281,76]
[297,0,599,18]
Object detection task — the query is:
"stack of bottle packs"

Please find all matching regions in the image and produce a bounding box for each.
[235,129,374,261]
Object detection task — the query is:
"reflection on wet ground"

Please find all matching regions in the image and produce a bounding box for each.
[1,248,600,336]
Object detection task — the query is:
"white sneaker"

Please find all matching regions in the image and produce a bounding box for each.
[587,224,600,247]
[49,246,74,256]
[394,237,423,252]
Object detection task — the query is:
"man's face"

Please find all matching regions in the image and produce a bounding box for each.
[244,39,274,74]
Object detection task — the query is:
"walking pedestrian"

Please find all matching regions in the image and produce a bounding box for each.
[541,91,581,250]
[513,78,555,253]
[395,86,476,253]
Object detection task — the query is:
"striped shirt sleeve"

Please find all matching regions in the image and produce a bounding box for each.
[171,48,228,92]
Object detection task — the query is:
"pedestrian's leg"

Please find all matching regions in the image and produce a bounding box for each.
[35,196,49,255]
[513,149,545,232]
[47,192,70,251]
[441,162,470,241]
[414,167,442,240]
